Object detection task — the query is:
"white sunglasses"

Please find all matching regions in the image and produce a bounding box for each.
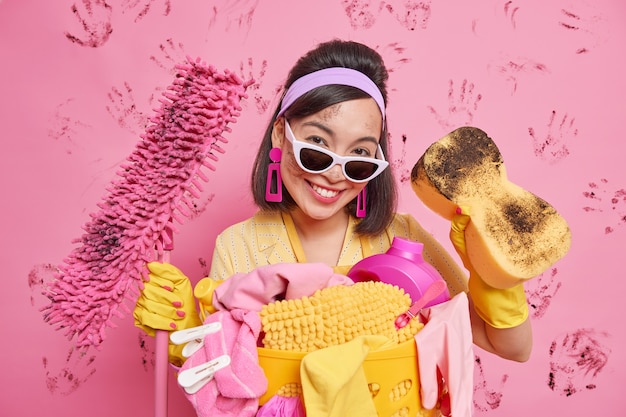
[283,120,389,183]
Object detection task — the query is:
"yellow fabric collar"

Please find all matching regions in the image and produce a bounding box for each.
[253,210,371,275]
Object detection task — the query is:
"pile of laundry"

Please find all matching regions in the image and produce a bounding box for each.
[171,262,474,417]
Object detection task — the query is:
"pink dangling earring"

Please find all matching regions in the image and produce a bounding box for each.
[356,187,367,218]
[265,148,283,202]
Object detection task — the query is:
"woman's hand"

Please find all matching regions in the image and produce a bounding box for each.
[450,207,532,362]
[134,262,202,366]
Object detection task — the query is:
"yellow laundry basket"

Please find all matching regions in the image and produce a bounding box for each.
[196,278,438,415]
[257,339,437,417]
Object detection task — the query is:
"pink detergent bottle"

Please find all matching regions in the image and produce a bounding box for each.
[347,237,450,307]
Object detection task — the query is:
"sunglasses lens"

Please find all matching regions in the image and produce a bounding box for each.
[300,148,333,171]
[345,161,378,181]
[297,142,381,181]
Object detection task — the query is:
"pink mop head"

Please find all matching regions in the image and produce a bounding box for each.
[42,57,253,349]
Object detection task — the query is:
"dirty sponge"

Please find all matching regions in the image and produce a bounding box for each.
[411,126,572,289]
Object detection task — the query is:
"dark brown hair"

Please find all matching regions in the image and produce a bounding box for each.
[251,39,397,236]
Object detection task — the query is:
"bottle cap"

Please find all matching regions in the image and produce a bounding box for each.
[194,278,222,319]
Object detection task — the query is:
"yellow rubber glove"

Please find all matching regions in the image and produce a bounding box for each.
[450,206,528,329]
[134,262,203,366]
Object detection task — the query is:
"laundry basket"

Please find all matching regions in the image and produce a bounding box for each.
[257,339,437,417]
[195,277,442,416]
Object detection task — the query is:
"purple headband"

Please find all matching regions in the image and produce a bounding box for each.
[277,67,386,121]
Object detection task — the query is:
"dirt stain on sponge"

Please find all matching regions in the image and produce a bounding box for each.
[485,195,562,269]
[421,127,502,200]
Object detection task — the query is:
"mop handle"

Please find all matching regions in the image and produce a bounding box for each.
[155,329,169,417]
[155,229,174,417]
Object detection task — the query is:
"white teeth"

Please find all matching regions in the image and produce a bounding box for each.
[312,184,339,198]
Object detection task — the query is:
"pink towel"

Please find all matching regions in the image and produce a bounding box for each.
[181,308,267,417]
[256,395,306,417]
[414,292,474,417]
[213,263,354,312]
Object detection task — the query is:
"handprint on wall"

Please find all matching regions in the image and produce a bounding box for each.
[582,178,626,234]
[198,257,211,278]
[180,192,216,221]
[428,79,483,130]
[105,82,150,135]
[376,42,412,75]
[137,333,155,371]
[525,268,562,320]
[341,0,380,29]
[472,0,520,37]
[473,355,509,412]
[558,1,608,54]
[383,0,432,31]
[27,263,58,308]
[239,57,272,114]
[30,262,98,394]
[149,38,187,75]
[341,0,432,31]
[389,133,411,184]
[64,0,113,48]
[502,0,520,29]
[528,110,578,164]
[121,0,171,23]
[487,55,549,95]
[548,328,610,396]
[208,0,259,35]
[48,99,92,155]
[43,347,97,396]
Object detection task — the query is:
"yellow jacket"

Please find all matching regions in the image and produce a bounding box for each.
[209,211,468,296]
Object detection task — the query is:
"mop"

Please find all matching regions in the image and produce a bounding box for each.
[41,56,252,416]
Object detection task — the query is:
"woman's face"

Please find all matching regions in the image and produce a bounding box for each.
[272,98,383,221]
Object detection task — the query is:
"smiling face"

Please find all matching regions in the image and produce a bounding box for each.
[271,98,383,223]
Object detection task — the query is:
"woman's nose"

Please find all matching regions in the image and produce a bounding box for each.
[324,163,345,181]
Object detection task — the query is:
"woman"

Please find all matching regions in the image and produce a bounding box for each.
[134,39,532,367]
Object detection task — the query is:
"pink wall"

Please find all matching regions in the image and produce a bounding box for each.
[2,0,624,415]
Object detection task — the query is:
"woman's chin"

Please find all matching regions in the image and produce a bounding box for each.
[296,204,347,222]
